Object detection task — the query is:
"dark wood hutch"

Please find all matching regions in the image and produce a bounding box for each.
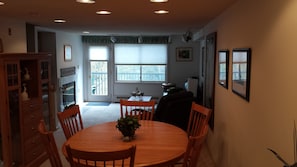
[0,53,55,167]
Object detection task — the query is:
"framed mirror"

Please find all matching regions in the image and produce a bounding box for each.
[218,50,229,89]
[232,48,251,101]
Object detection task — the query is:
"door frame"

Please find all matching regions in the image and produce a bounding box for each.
[83,44,113,102]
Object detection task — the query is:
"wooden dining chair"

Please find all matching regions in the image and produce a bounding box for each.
[120,99,156,120]
[65,144,136,167]
[182,125,209,167]
[187,102,211,137]
[38,119,63,167]
[57,104,84,139]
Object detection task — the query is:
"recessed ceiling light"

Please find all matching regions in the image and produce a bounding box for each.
[0,2,5,5]
[154,10,169,14]
[54,19,66,23]
[96,10,111,15]
[150,0,168,2]
[76,0,95,4]
[83,31,90,34]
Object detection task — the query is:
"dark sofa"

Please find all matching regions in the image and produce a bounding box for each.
[153,90,194,131]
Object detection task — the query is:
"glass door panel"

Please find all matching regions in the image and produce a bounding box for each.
[90,61,108,96]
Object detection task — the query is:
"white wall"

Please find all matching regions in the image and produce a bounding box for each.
[197,0,297,166]
[168,35,200,88]
[55,31,84,105]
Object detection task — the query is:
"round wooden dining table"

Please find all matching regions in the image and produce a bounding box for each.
[62,120,188,167]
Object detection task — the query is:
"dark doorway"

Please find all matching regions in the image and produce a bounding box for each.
[199,32,216,130]
[38,31,58,130]
[205,32,216,130]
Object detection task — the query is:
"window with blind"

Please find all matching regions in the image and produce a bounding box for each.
[114,44,167,82]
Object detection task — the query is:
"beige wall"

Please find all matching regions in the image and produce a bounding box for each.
[197,0,297,166]
[0,17,27,52]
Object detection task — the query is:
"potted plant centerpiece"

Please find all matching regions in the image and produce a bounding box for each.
[116,116,141,141]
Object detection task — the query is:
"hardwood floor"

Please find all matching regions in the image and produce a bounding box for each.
[40,103,216,167]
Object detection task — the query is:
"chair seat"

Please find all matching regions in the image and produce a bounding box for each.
[175,126,209,167]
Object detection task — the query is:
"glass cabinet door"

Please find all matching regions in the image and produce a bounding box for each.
[40,60,52,130]
[6,63,18,87]
[8,90,21,166]
[41,83,50,129]
[41,61,49,81]
[5,62,21,166]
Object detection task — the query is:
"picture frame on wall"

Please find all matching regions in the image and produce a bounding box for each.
[218,49,229,89]
[176,47,193,61]
[64,45,72,61]
[232,48,251,101]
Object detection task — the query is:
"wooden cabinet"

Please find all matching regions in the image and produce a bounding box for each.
[0,53,54,167]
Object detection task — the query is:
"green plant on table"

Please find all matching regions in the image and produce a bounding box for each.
[116,116,141,138]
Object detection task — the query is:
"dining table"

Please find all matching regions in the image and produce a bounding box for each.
[62,120,188,167]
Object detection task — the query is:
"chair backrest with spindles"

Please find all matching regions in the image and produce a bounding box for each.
[66,144,136,167]
[120,99,156,120]
[187,102,211,137]
[57,104,84,139]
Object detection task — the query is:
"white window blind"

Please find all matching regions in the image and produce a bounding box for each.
[114,44,167,64]
[89,46,109,60]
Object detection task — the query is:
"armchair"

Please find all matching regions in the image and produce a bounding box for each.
[153,90,194,131]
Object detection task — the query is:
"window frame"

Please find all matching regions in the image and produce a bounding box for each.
[115,64,167,83]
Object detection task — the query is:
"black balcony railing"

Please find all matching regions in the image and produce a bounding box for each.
[91,72,165,95]
[117,72,165,81]
[91,72,108,95]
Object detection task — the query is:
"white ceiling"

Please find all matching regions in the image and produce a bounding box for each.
[0,0,237,35]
